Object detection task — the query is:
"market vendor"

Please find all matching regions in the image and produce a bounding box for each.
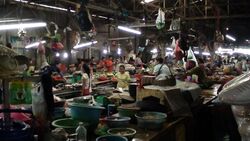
[135,52,143,66]
[115,65,131,90]
[105,55,113,73]
[97,57,106,70]
[185,60,207,83]
[153,57,172,80]
[82,64,92,95]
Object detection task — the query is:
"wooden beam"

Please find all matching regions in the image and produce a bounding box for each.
[108,37,135,40]
[184,14,250,20]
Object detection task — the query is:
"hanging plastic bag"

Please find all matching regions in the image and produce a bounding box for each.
[187,47,198,66]
[156,8,165,30]
[170,36,176,49]
[32,83,47,120]
[169,18,181,31]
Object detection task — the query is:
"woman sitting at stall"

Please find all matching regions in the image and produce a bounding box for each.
[153,57,172,80]
[115,65,131,90]
[185,60,207,83]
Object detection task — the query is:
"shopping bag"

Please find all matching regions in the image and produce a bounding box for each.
[32,83,47,120]
[156,8,165,30]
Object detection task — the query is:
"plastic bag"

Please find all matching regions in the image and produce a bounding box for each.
[170,36,176,49]
[156,8,165,30]
[219,72,250,105]
[169,18,181,31]
[32,83,47,120]
[187,47,198,66]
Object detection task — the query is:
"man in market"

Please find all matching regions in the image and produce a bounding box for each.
[153,57,172,80]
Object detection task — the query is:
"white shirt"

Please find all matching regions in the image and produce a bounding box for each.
[135,57,143,65]
[153,64,172,80]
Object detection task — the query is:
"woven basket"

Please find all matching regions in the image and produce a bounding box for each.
[0,45,19,77]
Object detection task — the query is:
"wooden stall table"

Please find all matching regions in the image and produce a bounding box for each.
[137,81,202,105]
[90,115,187,141]
[200,84,220,104]
[131,117,187,141]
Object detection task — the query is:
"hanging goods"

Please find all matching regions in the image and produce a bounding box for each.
[77,5,93,31]
[174,39,184,61]
[170,36,176,49]
[156,8,165,30]
[32,82,47,120]
[187,47,198,66]
[179,35,189,51]
[169,18,180,31]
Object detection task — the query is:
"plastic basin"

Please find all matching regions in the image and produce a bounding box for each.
[135,112,167,130]
[107,128,136,140]
[106,116,131,128]
[52,118,88,134]
[117,107,140,119]
[96,135,128,141]
[68,102,104,129]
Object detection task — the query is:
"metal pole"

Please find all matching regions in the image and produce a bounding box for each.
[2,79,10,130]
[205,0,208,17]
[66,9,72,66]
[184,0,187,18]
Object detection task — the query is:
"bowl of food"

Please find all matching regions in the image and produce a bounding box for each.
[106,116,131,128]
[107,128,136,140]
[135,112,167,130]
[96,135,128,141]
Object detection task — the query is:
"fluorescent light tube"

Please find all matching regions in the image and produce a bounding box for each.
[117,48,121,55]
[98,15,108,19]
[202,52,210,56]
[166,48,173,51]
[118,26,141,35]
[150,48,158,53]
[103,49,108,54]
[0,18,31,23]
[141,0,154,4]
[0,22,46,31]
[63,52,68,58]
[194,51,199,54]
[226,34,236,42]
[15,0,76,13]
[56,52,60,57]
[25,40,46,48]
[73,41,98,49]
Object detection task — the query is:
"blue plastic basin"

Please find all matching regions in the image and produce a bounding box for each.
[68,102,104,129]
